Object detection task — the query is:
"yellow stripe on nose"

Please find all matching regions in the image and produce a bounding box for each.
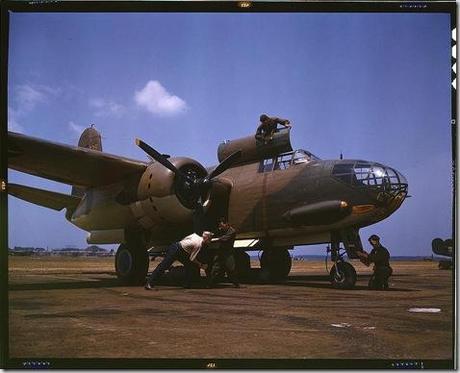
[352,205,375,214]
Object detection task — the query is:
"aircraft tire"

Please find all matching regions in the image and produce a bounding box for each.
[330,261,356,289]
[234,249,251,280]
[260,248,292,282]
[168,265,201,284]
[115,243,149,285]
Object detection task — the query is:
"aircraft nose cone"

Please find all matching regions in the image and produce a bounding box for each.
[374,166,408,211]
[331,160,408,213]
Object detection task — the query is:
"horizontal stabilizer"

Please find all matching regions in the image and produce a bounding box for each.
[8,132,147,187]
[8,183,81,211]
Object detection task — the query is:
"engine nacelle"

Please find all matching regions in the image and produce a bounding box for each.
[130,157,208,231]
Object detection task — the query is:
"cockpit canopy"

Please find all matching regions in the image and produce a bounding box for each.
[259,149,320,172]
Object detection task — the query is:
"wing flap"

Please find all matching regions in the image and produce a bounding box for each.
[8,132,147,187]
[8,183,81,211]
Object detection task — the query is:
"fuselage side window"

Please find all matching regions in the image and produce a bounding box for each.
[274,154,292,170]
[259,158,275,173]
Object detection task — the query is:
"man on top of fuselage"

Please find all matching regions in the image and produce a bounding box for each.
[255,114,291,144]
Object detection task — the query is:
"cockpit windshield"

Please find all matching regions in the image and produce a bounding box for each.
[292,150,320,164]
[259,149,320,173]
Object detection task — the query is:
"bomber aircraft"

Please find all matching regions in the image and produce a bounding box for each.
[432,237,453,270]
[7,125,408,289]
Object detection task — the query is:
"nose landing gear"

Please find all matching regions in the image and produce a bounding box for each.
[329,253,357,289]
[327,230,361,289]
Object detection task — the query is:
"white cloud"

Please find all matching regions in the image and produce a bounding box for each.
[7,107,24,133]
[134,80,187,116]
[89,98,125,117]
[8,83,61,133]
[15,83,59,111]
[68,121,85,136]
[16,85,46,110]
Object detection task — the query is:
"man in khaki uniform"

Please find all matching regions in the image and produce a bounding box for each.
[207,217,240,288]
[255,114,291,144]
[356,234,393,290]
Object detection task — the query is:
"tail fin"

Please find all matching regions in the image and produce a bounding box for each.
[71,125,102,197]
[78,124,102,151]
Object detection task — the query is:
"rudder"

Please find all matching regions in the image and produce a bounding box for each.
[71,125,102,197]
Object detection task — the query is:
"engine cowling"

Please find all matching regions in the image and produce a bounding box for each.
[130,157,208,231]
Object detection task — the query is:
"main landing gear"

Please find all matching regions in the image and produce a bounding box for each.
[115,242,149,285]
[260,247,292,282]
[209,247,293,284]
[230,246,293,283]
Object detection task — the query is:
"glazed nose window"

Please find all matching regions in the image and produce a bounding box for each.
[353,164,388,187]
[332,162,407,196]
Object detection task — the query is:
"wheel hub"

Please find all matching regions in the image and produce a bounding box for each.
[333,263,346,282]
[334,270,345,283]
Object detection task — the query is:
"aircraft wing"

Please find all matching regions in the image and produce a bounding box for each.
[8,132,147,187]
[8,183,81,211]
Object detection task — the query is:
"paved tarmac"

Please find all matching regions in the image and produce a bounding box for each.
[8,256,453,363]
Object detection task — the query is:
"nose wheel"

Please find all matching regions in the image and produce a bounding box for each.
[328,241,357,289]
[330,261,357,289]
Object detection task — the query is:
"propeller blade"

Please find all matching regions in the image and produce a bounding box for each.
[208,150,242,180]
[135,138,181,175]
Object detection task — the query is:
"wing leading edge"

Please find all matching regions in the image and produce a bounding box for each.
[8,132,147,187]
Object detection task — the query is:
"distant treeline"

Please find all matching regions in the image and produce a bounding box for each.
[293,255,436,261]
[8,245,115,257]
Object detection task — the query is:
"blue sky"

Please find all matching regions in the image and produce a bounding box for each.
[8,12,453,256]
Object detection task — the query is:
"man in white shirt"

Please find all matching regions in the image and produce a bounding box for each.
[145,231,212,290]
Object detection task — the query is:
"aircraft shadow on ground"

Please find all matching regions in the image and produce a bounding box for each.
[8,277,122,291]
[9,270,417,292]
[235,273,417,292]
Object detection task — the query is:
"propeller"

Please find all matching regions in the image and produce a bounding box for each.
[135,138,241,209]
[207,150,242,181]
[135,138,182,176]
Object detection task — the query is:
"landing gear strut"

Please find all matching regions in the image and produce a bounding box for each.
[328,240,357,290]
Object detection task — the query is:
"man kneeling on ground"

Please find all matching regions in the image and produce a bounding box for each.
[144,231,212,290]
[356,234,393,290]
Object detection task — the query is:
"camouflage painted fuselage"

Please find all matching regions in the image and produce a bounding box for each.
[68,128,407,251]
[222,158,406,247]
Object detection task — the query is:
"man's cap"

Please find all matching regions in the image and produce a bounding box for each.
[202,231,213,237]
[260,114,269,121]
[368,234,380,241]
